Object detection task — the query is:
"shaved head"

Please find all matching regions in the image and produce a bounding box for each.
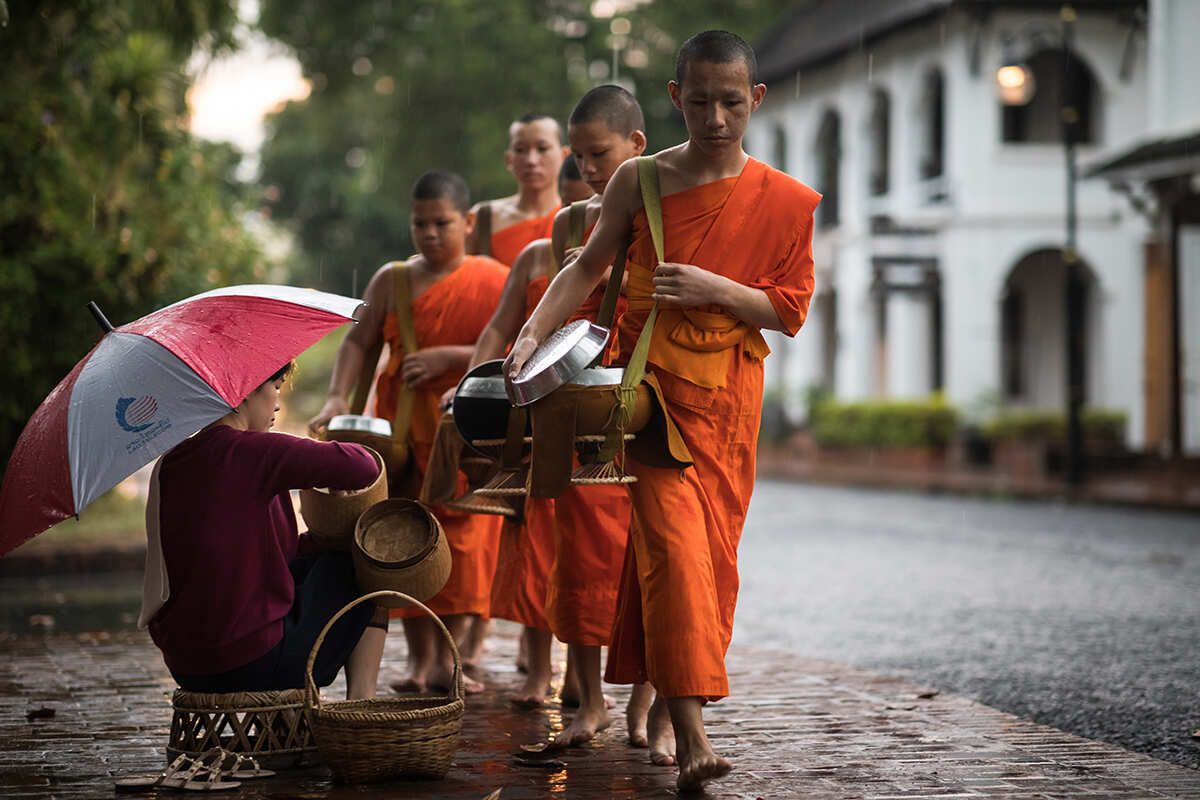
[411,170,470,212]
[568,84,645,137]
[675,29,758,86]
[508,113,563,147]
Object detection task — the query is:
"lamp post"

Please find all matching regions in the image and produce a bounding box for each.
[996,4,1085,487]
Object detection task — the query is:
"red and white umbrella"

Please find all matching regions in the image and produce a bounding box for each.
[0,284,362,557]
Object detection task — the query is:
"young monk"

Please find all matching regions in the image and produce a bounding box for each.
[310,170,509,695]
[543,84,655,749]
[468,160,593,706]
[467,113,568,267]
[506,32,819,791]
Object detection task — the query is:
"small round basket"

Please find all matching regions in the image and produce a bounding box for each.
[305,591,464,784]
[352,499,450,608]
[299,447,387,547]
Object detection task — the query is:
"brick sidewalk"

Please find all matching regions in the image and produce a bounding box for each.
[1,625,1197,799]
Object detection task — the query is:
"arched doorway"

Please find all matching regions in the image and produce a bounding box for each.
[999,249,1100,409]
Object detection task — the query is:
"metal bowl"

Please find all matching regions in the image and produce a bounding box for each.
[328,415,392,437]
[454,360,529,457]
[507,319,611,406]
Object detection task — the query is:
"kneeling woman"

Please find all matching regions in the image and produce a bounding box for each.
[142,362,386,699]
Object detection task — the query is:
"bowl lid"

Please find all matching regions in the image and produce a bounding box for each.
[328,415,392,437]
[508,320,609,406]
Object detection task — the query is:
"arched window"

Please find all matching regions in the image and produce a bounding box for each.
[772,123,788,173]
[814,110,840,228]
[919,70,945,179]
[868,89,891,196]
[1002,49,1100,144]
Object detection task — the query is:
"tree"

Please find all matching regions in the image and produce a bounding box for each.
[0,1,266,474]
[257,0,796,295]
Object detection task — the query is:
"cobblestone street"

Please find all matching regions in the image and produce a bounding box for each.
[2,623,1199,799]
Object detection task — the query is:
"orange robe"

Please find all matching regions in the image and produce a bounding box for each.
[488,272,557,630]
[545,226,633,647]
[604,158,819,698]
[490,211,556,267]
[376,255,510,618]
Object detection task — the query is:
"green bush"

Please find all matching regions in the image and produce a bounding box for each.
[811,396,960,449]
[982,408,1127,444]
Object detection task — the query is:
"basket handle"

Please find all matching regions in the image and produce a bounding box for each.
[304,590,463,710]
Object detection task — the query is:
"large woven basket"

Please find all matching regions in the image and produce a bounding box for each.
[299,447,388,547]
[305,591,464,784]
[167,688,317,769]
[352,499,450,608]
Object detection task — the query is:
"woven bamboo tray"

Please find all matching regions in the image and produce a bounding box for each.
[305,591,464,784]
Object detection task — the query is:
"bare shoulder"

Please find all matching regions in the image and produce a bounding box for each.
[607,159,643,213]
[511,239,553,281]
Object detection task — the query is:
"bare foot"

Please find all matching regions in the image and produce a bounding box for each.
[429,663,485,695]
[676,751,733,793]
[647,698,676,766]
[509,675,551,709]
[626,685,652,748]
[552,704,610,748]
[389,676,426,694]
[515,634,529,674]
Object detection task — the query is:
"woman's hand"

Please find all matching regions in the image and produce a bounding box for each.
[308,397,350,437]
[652,262,724,308]
[402,347,455,388]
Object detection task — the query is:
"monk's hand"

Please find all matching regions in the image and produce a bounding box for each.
[652,262,722,308]
[402,348,451,388]
[562,246,584,270]
[308,397,349,437]
[438,386,456,411]
[504,334,539,381]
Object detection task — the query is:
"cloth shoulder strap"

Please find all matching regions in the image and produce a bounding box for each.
[387,261,417,451]
[476,203,492,257]
[598,156,661,462]
[567,200,588,249]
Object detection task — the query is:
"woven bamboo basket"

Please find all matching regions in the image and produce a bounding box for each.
[305,591,464,784]
[352,499,450,607]
[299,447,387,547]
[167,688,317,769]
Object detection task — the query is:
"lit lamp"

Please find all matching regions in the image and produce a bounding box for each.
[996,62,1035,106]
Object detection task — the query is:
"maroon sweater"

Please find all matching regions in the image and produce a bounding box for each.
[148,425,379,675]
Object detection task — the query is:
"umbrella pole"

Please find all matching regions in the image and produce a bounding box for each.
[87,301,114,333]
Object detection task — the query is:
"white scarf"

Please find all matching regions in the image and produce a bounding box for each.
[137,458,168,629]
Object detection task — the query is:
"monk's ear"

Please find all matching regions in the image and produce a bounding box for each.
[667,80,682,112]
[630,129,648,155]
[463,209,476,237]
[751,83,767,111]
[503,148,516,176]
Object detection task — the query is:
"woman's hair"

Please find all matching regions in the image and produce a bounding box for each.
[267,360,296,384]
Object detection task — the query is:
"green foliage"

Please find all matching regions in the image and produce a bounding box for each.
[811,395,961,449]
[0,1,266,473]
[256,0,798,295]
[982,408,1127,444]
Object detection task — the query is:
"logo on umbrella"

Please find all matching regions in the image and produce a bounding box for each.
[115,396,159,433]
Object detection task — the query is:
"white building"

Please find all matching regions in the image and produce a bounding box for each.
[747,0,1199,453]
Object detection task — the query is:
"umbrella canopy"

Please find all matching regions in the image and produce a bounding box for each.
[0,284,362,557]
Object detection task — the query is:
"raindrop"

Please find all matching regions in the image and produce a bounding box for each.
[91,194,96,229]
[867,53,874,82]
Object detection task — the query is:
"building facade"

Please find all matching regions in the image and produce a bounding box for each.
[747,0,1199,453]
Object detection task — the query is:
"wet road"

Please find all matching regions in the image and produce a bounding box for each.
[734,481,1200,768]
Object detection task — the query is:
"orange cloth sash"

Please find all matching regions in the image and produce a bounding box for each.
[490,211,556,267]
[376,255,509,618]
[604,158,820,698]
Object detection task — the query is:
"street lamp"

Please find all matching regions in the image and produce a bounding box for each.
[996,4,1086,488]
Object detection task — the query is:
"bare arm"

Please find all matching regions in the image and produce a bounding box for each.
[307,265,391,433]
[505,161,640,378]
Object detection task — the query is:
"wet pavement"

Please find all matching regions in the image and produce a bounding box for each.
[3,622,1200,799]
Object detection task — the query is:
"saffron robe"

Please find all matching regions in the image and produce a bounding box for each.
[603,158,819,698]
[490,211,556,267]
[376,255,510,618]
[489,270,557,630]
[545,224,633,647]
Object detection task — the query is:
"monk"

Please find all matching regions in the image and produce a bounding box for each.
[506,32,819,792]
[543,84,655,749]
[463,159,593,706]
[467,113,568,267]
[310,170,509,695]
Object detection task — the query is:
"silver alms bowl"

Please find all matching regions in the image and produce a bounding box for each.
[506,319,611,406]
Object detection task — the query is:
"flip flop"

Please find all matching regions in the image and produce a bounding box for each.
[114,751,241,793]
[209,750,275,780]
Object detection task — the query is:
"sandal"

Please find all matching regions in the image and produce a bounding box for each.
[114,751,241,793]
[209,750,275,780]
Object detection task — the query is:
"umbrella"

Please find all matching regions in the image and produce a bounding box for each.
[0,284,362,557]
